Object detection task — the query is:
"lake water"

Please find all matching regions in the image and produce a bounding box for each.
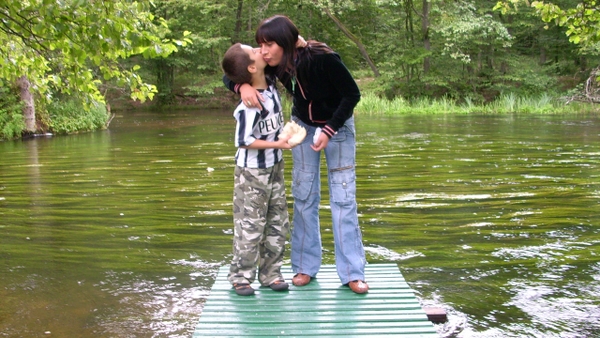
[1,110,599,337]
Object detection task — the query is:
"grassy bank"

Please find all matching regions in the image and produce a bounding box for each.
[3,88,599,140]
[355,92,599,115]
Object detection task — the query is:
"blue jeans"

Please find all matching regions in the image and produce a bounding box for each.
[290,117,366,284]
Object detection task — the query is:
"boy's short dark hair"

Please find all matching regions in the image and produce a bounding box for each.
[222,43,254,85]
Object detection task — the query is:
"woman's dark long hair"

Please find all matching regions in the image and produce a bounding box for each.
[256,15,333,90]
[255,15,298,80]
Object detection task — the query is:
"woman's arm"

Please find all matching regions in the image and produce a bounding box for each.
[310,53,359,151]
[327,54,360,130]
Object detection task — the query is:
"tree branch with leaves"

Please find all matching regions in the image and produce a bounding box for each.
[494,0,600,103]
[0,0,191,133]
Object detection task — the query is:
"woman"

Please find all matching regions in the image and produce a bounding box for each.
[223,15,368,294]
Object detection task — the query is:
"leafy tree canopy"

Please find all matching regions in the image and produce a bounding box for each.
[495,0,600,55]
[0,0,191,103]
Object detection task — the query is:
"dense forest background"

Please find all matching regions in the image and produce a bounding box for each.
[1,0,599,139]
[137,0,600,106]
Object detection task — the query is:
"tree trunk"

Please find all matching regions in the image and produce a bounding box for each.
[323,8,380,77]
[539,46,547,65]
[487,46,494,70]
[422,0,431,74]
[578,56,587,72]
[16,75,36,133]
[405,0,415,46]
[234,0,243,43]
[565,66,600,104]
[155,58,175,105]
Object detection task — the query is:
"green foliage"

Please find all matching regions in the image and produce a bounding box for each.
[495,0,600,55]
[142,1,228,105]
[10,0,588,116]
[493,55,559,93]
[0,85,24,140]
[124,0,593,108]
[343,0,576,102]
[371,49,564,103]
[1,0,595,139]
[46,98,109,134]
[184,76,224,96]
[436,1,513,63]
[0,1,188,105]
[532,0,600,51]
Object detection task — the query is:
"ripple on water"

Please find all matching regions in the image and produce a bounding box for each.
[94,260,223,337]
[492,242,571,261]
[364,244,425,261]
[504,280,600,337]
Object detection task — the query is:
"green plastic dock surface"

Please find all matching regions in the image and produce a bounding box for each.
[193,263,439,337]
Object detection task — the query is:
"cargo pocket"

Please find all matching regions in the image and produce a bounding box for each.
[292,170,315,201]
[329,125,348,143]
[329,168,355,205]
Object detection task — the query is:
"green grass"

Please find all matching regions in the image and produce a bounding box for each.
[356,91,599,115]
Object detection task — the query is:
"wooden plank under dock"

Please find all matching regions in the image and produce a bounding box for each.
[193,263,439,337]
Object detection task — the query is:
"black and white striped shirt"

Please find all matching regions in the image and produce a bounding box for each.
[233,84,284,168]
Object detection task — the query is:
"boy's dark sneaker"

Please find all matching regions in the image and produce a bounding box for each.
[233,283,255,296]
[269,280,289,291]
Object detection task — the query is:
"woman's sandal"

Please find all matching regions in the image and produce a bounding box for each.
[233,283,255,296]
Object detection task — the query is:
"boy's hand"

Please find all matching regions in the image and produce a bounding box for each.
[278,133,291,143]
[276,137,293,150]
[240,84,263,108]
[296,35,307,48]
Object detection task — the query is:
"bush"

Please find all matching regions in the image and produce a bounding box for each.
[47,97,109,134]
[0,85,25,140]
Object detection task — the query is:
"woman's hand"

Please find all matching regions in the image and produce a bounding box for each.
[239,84,263,107]
[310,132,329,151]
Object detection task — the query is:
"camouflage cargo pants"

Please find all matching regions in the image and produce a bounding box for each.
[228,160,290,286]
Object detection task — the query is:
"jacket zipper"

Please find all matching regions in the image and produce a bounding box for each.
[295,76,326,124]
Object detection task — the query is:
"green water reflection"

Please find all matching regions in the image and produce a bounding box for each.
[1,111,599,337]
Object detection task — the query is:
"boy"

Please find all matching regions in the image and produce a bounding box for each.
[222,43,293,296]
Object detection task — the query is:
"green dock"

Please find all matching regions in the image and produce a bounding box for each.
[193,263,439,337]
